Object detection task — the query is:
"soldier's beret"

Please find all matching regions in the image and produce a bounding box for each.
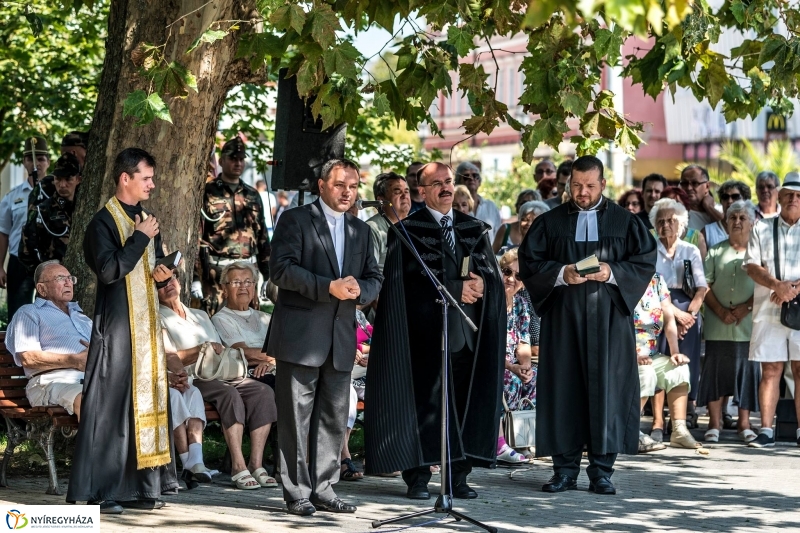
[221,137,247,158]
[53,153,81,178]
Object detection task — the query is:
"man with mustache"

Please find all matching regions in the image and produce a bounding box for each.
[366,162,505,500]
[519,155,656,495]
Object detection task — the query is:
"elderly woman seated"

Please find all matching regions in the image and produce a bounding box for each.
[209,262,276,384]
[634,273,699,451]
[158,273,278,490]
[497,248,535,464]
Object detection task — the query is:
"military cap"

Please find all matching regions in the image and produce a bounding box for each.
[61,131,88,149]
[23,136,49,156]
[221,137,247,158]
[53,153,81,178]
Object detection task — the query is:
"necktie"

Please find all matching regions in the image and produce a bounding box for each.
[441,215,455,252]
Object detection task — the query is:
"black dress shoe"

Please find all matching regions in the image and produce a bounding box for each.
[287,499,316,516]
[406,481,431,500]
[119,499,166,510]
[452,482,478,499]
[542,474,578,493]
[588,476,616,495]
[311,497,357,513]
[89,500,124,515]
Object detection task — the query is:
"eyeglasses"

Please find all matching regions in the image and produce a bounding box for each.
[42,275,77,284]
[501,267,520,279]
[535,168,556,175]
[420,178,454,189]
[458,173,480,181]
[625,201,641,207]
[719,193,742,201]
[679,180,708,188]
[225,280,255,287]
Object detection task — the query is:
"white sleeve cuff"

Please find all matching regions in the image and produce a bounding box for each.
[555,266,567,287]
[607,270,617,285]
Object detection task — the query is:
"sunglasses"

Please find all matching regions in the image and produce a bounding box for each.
[502,267,520,279]
[719,193,742,201]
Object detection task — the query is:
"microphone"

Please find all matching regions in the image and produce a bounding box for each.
[355,199,390,210]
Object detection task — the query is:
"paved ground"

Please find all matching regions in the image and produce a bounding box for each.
[2,421,799,532]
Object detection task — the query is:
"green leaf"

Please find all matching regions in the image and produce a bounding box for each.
[186,29,228,53]
[323,41,360,80]
[270,4,306,34]
[463,115,492,135]
[560,91,589,116]
[594,26,624,66]
[580,111,600,136]
[522,115,568,160]
[729,0,745,24]
[122,90,172,125]
[616,124,644,155]
[697,55,729,108]
[373,92,390,116]
[447,25,474,57]
[310,4,341,49]
[458,63,489,93]
[151,61,197,98]
[296,58,323,96]
[236,32,286,71]
[24,13,43,37]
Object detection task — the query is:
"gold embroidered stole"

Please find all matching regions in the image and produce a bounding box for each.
[105,197,171,469]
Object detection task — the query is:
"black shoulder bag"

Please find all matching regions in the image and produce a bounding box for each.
[773,217,800,330]
[681,259,696,299]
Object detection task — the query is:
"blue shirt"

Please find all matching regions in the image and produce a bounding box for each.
[5,297,92,378]
[0,181,33,258]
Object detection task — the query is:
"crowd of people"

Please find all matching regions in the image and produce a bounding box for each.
[2,134,799,517]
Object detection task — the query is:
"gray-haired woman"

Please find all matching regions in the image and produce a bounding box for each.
[494,200,550,256]
[698,200,760,443]
[651,198,708,433]
[702,180,752,248]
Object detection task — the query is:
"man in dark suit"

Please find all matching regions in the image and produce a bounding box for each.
[266,159,383,517]
[365,162,505,500]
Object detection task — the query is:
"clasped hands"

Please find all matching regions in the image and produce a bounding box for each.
[770,279,800,305]
[330,276,361,300]
[461,272,484,304]
[563,263,612,284]
[509,363,533,384]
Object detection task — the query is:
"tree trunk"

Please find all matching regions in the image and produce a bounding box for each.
[65,0,263,314]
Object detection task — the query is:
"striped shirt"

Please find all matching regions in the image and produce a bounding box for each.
[744,215,800,324]
[5,298,91,379]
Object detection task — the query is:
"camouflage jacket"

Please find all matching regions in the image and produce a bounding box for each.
[18,191,74,273]
[197,177,271,279]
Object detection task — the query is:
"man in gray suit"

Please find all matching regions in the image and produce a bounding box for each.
[265,159,383,516]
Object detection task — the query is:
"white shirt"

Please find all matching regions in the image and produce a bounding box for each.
[655,238,708,290]
[474,196,502,243]
[211,306,270,349]
[160,303,222,377]
[426,206,455,250]
[704,221,728,249]
[259,191,276,228]
[0,180,33,258]
[320,199,345,274]
[744,215,800,324]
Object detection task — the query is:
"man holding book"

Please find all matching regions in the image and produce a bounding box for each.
[519,155,656,496]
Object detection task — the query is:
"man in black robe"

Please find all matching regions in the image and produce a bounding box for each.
[366,162,504,500]
[519,155,655,495]
[67,148,177,512]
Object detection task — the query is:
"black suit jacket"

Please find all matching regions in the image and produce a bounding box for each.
[264,200,383,371]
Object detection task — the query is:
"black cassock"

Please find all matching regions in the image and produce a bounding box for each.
[365,209,505,474]
[519,198,655,458]
[67,200,177,503]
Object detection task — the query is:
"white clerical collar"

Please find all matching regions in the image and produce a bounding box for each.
[426,206,454,225]
[319,198,344,220]
[575,197,603,242]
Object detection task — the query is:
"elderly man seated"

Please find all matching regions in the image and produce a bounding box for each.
[5,260,89,419]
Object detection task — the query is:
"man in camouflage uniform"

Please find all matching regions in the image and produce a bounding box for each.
[194,137,270,315]
[18,153,81,273]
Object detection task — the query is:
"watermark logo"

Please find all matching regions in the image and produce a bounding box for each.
[5,510,28,530]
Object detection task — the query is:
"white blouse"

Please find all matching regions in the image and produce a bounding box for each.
[160,303,222,377]
[211,307,271,348]
[656,238,708,290]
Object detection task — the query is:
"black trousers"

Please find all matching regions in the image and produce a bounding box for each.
[552,447,616,482]
[402,458,473,489]
[7,254,34,322]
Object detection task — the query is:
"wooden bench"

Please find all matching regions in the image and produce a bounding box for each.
[0,333,220,494]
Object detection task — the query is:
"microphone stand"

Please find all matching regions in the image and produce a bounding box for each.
[370,203,497,533]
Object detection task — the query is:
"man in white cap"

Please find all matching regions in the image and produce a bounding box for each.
[744,172,800,448]
[455,162,502,242]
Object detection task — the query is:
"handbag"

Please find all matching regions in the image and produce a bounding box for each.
[772,217,800,330]
[681,259,696,299]
[194,342,248,382]
[502,395,536,449]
